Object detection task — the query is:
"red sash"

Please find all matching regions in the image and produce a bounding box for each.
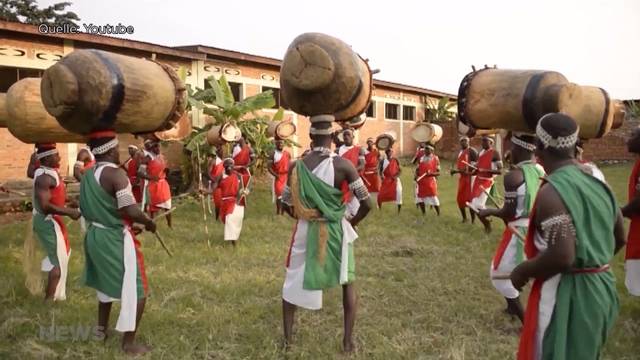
[218,172,240,224]
[147,155,171,209]
[417,155,439,197]
[377,158,400,205]
[126,158,141,202]
[83,159,96,170]
[340,145,361,168]
[233,145,252,191]
[340,146,361,203]
[210,159,224,209]
[493,224,516,270]
[363,149,381,192]
[272,151,290,197]
[456,149,472,207]
[626,159,640,259]
[471,149,495,198]
[518,201,542,360]
[46,169,70,253]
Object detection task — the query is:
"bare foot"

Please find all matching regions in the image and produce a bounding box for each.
[94,327,112,342]
[281,338,291,352]
[343,339,355,353]
[122,343,152,356]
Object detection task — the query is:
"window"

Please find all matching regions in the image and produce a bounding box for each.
[229,82,243,101]
[204,79,243,101]
[366,101,376,118]
[0,66,43,92]
[403,105,416,121]
[261,86,281,109]
[385,103,399,120]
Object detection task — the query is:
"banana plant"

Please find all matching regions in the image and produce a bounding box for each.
[424,96,456,123]
[178,70,298,186]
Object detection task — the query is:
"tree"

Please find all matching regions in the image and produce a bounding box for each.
[0,0,80,26]
[178,71,297,187]
[424,96,456,123]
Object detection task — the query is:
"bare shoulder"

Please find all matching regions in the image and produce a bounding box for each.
[503,168,524,190]
[534,182,568,220]
[102,166,129,190]
[334,156,358,177]
[34,172,54,189]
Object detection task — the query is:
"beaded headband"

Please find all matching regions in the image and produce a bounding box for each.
[536,122,579,149]
[91,138,119,155]
[511,134,537,151]
[36,148,58,160]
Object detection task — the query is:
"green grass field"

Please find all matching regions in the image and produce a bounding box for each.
[1,161,639,359]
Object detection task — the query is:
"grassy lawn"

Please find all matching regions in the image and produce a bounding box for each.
[1,160,639,359]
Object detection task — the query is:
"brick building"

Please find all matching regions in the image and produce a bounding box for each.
[0,20,457,182]
[1,20,634,183]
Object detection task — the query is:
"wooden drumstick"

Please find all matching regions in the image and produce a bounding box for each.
[461,160,478,170]
[491,272,512,280]
[154,231,173,257]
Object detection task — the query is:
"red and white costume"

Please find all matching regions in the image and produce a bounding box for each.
[362,148,381,194]
[271,149,291,204]
[338,144,364,218]
[415,154,440,206]
[470,148,501,209]
[145,151,172,212]
[209,156,224,214]
[377,156,402,206]
[217,170,244,241]
[455,148,474,208]
[232,143,252,189]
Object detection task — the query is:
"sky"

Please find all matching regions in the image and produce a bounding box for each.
[38,0,640,99]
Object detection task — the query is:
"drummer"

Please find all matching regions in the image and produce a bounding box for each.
[415,144,441,216]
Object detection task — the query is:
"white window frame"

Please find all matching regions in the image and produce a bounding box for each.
[384,102,400,121]
[402,105,416,121]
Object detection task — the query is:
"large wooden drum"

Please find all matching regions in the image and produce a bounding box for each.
[206,123,241,146]
[154,111,192,141]
[267,121,296,139]
[280,33,372,122]
[375,131,397,150]
[40,49,186,134]
[457,69,622,139]
[411,123,443,144]
[6,78,87,143]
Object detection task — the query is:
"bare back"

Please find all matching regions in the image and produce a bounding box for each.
[299,152,359,188]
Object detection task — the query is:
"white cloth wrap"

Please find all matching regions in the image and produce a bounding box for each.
[91,163,139,332]
[282,155,359,310]
[224,205,244,241]
[489,218,529,299]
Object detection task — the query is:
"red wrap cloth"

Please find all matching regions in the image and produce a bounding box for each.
[233,144,252,189]
[147,155,171,212]
[272,150,291,199]
[416,155,439,197]
[471,148,496,199]
[378,158,401,206]
[217,172,240,224]
[363,149,381,192]
[456,148,472,208]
